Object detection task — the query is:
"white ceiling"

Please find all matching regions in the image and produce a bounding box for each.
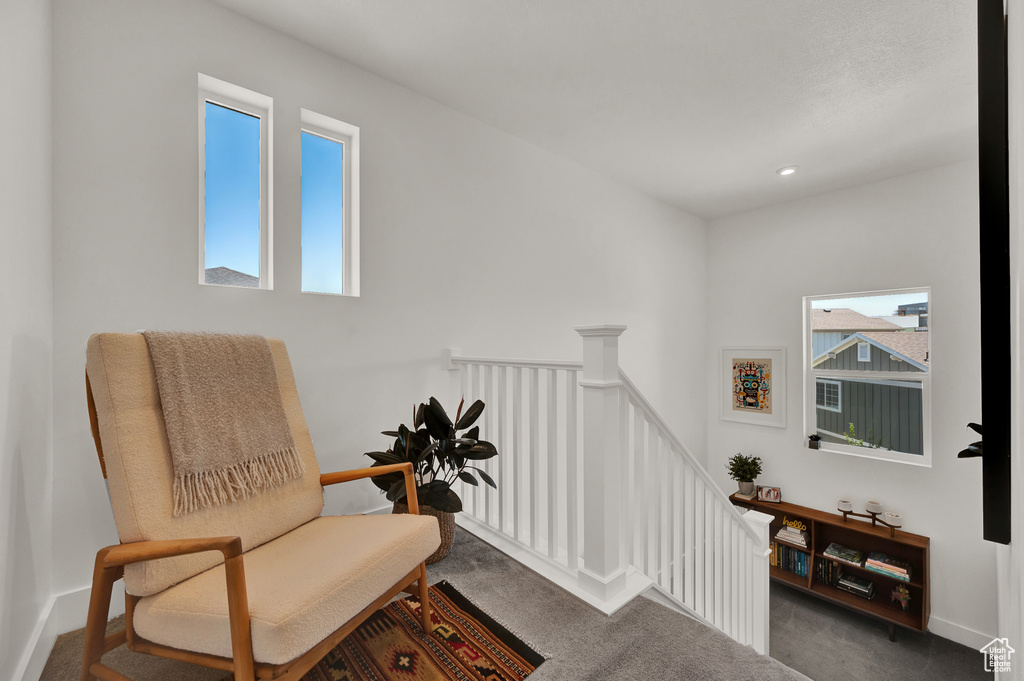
[209,0,978,220]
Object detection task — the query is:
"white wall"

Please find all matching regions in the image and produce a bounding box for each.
[706,161,997,647]
[0,0,54,676]
[49,0,707,605]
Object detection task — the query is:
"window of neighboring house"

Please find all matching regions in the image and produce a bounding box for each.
[816,379,842,412]
[301,109,359,296]
[198,74,272,289]
[806,288,931,466]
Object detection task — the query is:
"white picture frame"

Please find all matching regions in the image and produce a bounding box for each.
[720,347,786,428]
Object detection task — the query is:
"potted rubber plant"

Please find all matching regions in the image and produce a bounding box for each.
[365,397,498,563]
[726,452,762,496]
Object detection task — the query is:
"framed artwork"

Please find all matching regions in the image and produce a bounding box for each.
[720,347,786,428]
[757,485,782,503]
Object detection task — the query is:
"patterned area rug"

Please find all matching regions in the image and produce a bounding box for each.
[301,581,544,680]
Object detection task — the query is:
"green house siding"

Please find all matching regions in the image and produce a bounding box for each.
[816,341,924,372]
[816,379,924,455]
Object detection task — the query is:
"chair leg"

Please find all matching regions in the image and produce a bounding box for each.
[80,557,123,681]
[417,562,432,634]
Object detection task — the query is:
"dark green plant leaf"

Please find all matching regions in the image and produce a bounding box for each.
[417,441,440,463]
[414,403,426,429]
[386,478,408,502]
[428,397,453,428]
[462,440,498,460]
[464,426,480,441]
[458,471,478,486]
[423,401,451,440]
[381,430,401,438]
[473,467,496,488]
[455,400,485,431]
[423,487,463,513]
[369,469,402,493]
[364,451,405,466]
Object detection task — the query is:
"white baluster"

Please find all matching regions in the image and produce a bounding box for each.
[513,367,523,543]
[566,369,579,571]
[497,365,507,536]
[684,464,695,609]
[529,367,540,551]
[546,369,558,560]
[483,364,494,527]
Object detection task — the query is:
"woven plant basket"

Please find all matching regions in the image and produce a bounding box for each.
[393,501,456,564]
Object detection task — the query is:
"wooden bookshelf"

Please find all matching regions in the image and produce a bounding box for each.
[730,494,929,641]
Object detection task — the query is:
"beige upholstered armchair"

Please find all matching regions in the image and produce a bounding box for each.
[81,333,440,681]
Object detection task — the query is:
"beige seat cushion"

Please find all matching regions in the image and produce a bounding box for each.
[133,513,440,665]
[86,333,326,596]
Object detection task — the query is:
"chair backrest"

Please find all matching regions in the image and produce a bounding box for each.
[85,333,324,596]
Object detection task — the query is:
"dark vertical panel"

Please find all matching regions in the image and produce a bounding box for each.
[880,386,891,451]
[872,384,883,448]
[909,388,923,456]
[899,388,910,453]
[977,0,1011,543]
[872,345,883,372]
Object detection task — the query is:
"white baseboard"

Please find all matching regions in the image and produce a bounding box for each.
[928,613,995,650]
[455,513,652,616]
[14,582,125,681]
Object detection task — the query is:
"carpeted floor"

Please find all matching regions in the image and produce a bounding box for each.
[39,528,989,681]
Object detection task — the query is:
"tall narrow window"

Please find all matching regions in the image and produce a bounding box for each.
[198,74,272,289]
[301,109,359,296]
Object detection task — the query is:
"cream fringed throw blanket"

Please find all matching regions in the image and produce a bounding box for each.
[143,332,304,516]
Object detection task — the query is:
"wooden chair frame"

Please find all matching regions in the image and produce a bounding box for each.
[82,375,433,681]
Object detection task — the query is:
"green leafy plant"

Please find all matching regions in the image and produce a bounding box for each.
[365,397,498,513]
[726,453,762,483]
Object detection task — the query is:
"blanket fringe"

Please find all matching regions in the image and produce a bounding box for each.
[173,447,304,517]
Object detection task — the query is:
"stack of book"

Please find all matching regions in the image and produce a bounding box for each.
[770,541,810,576]
[824,542,864,567]
[815,556,841,587]
[775,525,809,548]
[836,573,875,599]
[864,552,912,582]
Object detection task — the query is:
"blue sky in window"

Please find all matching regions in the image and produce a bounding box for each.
[204,102,260,277]
[301,131,345,295]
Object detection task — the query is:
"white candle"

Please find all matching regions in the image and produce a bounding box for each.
[866,501,883,515]
[883,512,903,527]
[837,499,853,512]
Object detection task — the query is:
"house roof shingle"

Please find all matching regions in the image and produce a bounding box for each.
[860,331,930,366]
[204,266,259,288]
[811,308,902,332]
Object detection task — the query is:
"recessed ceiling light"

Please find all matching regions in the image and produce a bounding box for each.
[776,165,799,176]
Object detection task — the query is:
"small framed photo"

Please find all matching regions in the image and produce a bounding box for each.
[720,347,786,428]
[757,486,782,503]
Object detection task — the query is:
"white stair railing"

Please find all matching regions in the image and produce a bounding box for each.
[447,326,773,654]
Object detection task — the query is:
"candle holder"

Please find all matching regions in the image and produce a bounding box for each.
[836,501,903,537]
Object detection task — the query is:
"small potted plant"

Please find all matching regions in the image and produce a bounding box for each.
[726,453,762,496]
[365,397,498,563]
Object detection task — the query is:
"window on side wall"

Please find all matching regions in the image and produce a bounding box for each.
[198,74,273,289]
[805,288,931,466]
[301,109,359,296]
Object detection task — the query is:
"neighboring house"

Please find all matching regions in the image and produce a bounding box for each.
[898,301,929,328]
[812,331,929,455]
[810,308,903,356]
[204,266,259,288]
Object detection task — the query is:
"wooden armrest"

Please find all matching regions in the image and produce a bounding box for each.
[320,462,420,514]
[97,536,243,568]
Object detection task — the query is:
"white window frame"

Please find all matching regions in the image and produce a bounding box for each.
[804,287,932,467]
[816,379,842,412]
[198,73,273,289]
[300,108,360,297]
[857,342,871,362]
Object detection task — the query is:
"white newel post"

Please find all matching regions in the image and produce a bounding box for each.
[575,324,628,602]
[744,509,774,655]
